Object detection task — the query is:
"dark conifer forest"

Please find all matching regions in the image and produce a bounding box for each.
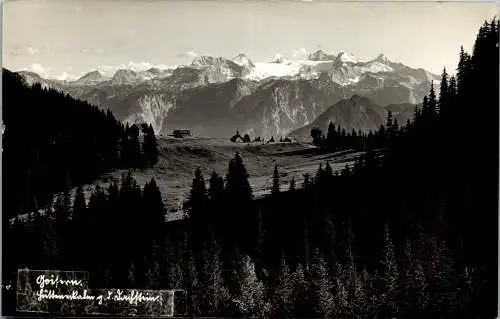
[2,70,159,220]
[3,20,498,318]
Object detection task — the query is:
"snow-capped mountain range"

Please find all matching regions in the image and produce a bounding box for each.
[25,49,437,87]
[15,49,440,138]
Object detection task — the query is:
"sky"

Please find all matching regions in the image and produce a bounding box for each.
[3,0,498,80]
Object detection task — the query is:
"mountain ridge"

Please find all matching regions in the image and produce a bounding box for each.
[288,95,417,140]
[17,50,439,85]
[12,50,438,138]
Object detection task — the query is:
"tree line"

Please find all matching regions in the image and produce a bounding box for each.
[3,19,498,318]
[2,70,159,220]
[311,108,403,151]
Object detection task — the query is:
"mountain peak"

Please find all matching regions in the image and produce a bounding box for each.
[117,69,134,73]
[233,53,249,60]
[113,69,137,77]
[233,53,255,68]
[78,70,104,81]
[335,51,359,64]
[145,67,161,74]
[373,53,391,63]
[18,70,43,79]
[271,54,285,64]
[111,69,139,84]
[191,56,221,67]
[73,70,107,84]
[308,49,335,61]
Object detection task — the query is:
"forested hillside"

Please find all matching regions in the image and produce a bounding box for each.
[3,19,498,318]
[2,70,159,220]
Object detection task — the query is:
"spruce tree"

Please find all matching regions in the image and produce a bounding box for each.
[142,178,166,231]
[184,250,200,316]
[310,127,324,147]
[52,194,70,267]
[87,184,109,283]
[386,110,394,137]
[142,124,159,167]
[70,185,87,267]
[352,265,368,315]
[144,254,161,290]
[255,207,265,267]
[326,122,337,150]
[404,238,428,313]
[421,95,430,121]
[72,184,87,217]
[392,119,399,137]
[302,220,311,267]
[224,153,255,250]
[291,263,309,317]
[457,46,469,97]
[289,177,296,192]
[209,171,224,202]
[350,129,358,149]
[208,171,224,220]
[429,82,438,115]
[121,124,145,168]
[271,254,294,317]
[439,68,449,116]
[378,124,387,147]
[33,207,59,269]
[119,171,143,225]
[131,124,145,167]
[341,164,351,177]
[189,167,208,220]
[107,181,120,215]
[315,163,324,184]
[429,237,456,312]
[200,238,227,316]
[309,249,334,317]
[333,263,350,316]
[324,161,333,178]
[225,153,253,203]
[234,255,269,317]
[448,76,457,102]
[382,223,399,313]
[167,260,184,291]
[303,173,311,189]
[87,184,107,224]
[272,164,280,196]
[116,171,143,283]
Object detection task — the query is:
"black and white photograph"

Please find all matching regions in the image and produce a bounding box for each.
[2,0,499,317]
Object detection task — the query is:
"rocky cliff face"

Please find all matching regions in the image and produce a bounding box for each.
[232,78,344,138]
[126,94,175,134]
